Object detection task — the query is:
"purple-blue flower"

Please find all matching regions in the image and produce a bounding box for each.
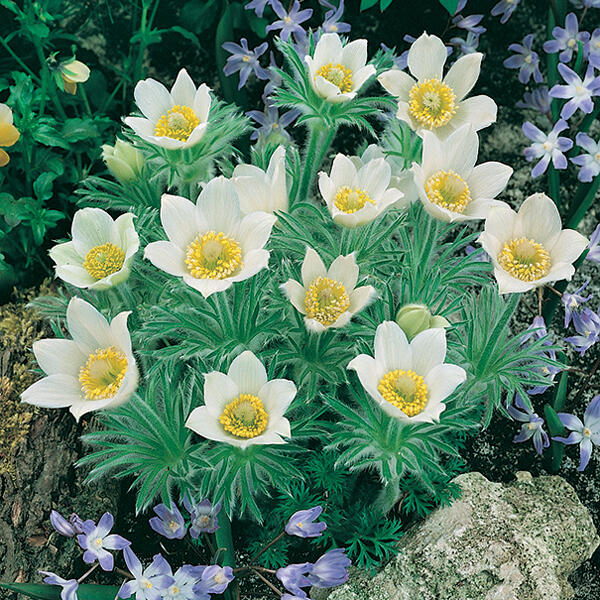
[182,496,221,537]
[118,548,175,600]
[522,119,573,178]
[504,34,543,84]
[516,87,552,113]
[76,512,130,572]
[49,510,85,538]
[491,0,520,24]
[465,244,490,262]
[194,565,234,595]
[40,572,79,600]
[380,43,408,69]
[149,502,187,540]
[245,0,271,18]
[543,13,590,62]
[223,38,270,89]
[565,307,600,354]
[163,564,207,600]
[586,29,600,67]
[285,506,327,538]
[266,1,313,42]
[570,0,600,7]
[563,281,591,327]
[554,396,600,471]
[276,563,313,597]
[587,223,600,262]
[571,132,600,182]
[247,104,300,142]
[550,64,600,119]
[320,0,350,35]
[450,32,480,56]
[306,548,350,588]
[452,13,486,35]
[507,394,550,455]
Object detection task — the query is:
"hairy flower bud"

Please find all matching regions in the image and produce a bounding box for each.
[101,139,144,183]
[395,303,449,340]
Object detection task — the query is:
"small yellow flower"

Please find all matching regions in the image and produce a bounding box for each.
[59,59,90,95]
[0,104,20,167]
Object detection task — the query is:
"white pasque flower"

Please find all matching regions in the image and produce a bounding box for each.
[351,144,418,210]
[478,193,589,294]
[281,247,376,332]
[124,68,211,150]
[378,32,497,139]
[21,298,138,421]
[232,145,288,215]
[144,176,276,298]
[348,321,466,423]
[185,350,295,449]
[305,33,376,103]
[412,125,513,222]
[318,154,403,227]
[49,208,139,290]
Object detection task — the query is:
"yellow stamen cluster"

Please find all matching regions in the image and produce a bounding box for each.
[316,62,353,93]
[378,369,428,417]
[185,231,242,280]
[220,394,268,439]
[408,79,457,129]
[79,346,128,400]
[154,105,199,142]
[83,243,125,280]
[425,170,472,213]
[304,276,350,326]
[498,237,551,282]
[334,186,374,214]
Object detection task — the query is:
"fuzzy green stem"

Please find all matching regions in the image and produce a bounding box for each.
[547,165,560,207]
[215,511,236,600]
[296,122,335,204]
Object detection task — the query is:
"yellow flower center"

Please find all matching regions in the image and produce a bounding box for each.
[334,186,374,214]
[83,243,125,280]
[497,237,551,282]
[424,170,472,213]
[408,78,457,129]
[154,105,199,142]
[219,393,269,439]
[170,587,179,595]
[377,369,428,417]
[79,346,128,401]
[168,520,179,531]
[185,231,242,279]
[316,62,353,93]
[304,276,350,326]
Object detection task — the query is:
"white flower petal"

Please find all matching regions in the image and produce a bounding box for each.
[182,275,232,298]
[342,38,368,73]
[259,379,296,422]
[468,162,513,200]
[349,285,376,313]
[329,153,357,189]
[229,248,270,282]
[463,198,508,220]
[483,203,518,242]
[493,266,538,294]
[144,241,187,277]
[453,95,497,132]
[50,240,82,265]
[548,229,588,264]
[21,374,82,409]
[410,328,447,376]
[33,339,87,377]
[203,372,239,417]
[160,194,200,249]
[197,177,240,235]
[134,78,172,122]
[378,69,415,100]
[71,208,119,256]
[352,65,376,93]
[374,321,411,372]
[347,353,382,401]
[313,33,343,68]
[407,33,447,81]
[425,363,467,405]
[55,265,97,288]
[66,297,112,350]
[327,253,358,291]
[237,211,276,252]
[514,193,562,245]
[193,84,211,122]
[301,247,327,286]
[170,69,196,106]
[124,116,155,138]
[227,351,267,395]
[444,125,479,174]
[443,53,483,101]
[281,279,306,314]
[109,311,133,355]
[359,158,391,201]
[186,406,232,443]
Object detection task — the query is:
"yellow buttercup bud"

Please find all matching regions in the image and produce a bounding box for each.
[102,139,144,183]
[395,303,450,340]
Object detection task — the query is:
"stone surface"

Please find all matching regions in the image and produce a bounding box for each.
[317,472,599,600]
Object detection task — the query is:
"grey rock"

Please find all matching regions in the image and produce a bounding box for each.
[318,471,599,600]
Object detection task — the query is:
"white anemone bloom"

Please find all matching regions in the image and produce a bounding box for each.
[318,153,403,227]
[21,298,138,421]
[305,33,376,103]
[185,350,295,449]
[144,176,276,298]
[348,321,466,423]
[232,145,288,215]
[478,193,588,294]
[378,32,497,139]
[412,125,513,222]
[354,144,419,210]
[49,208,139,290]
[124,68,211,149]
[281,247,376,332]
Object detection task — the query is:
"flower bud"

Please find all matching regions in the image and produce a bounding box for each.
[101,139,144,183]
[58,59,90,95]
[395,303,450,340]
